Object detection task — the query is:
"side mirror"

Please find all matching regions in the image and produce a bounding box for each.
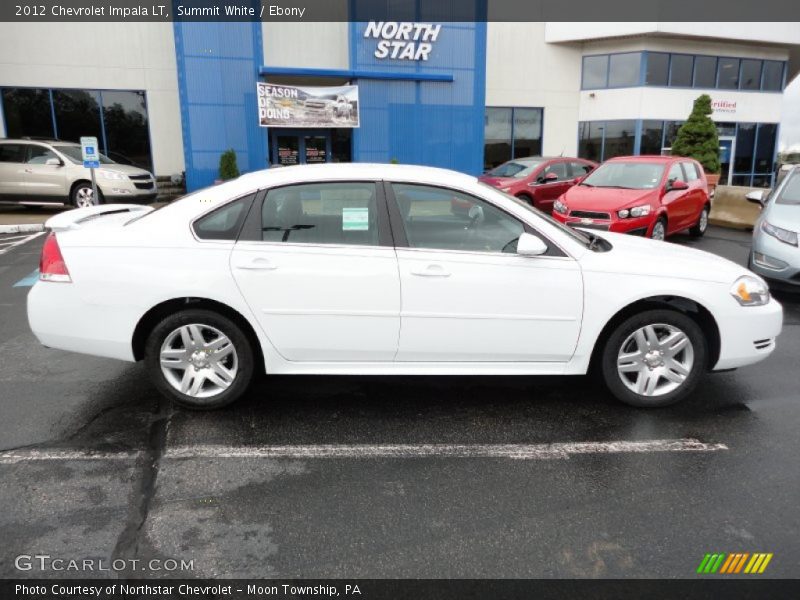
[667,179,689,191]
[517,232,548,256]
[45,157,62,166]
[543,172,559,183]
[745,190,765,206]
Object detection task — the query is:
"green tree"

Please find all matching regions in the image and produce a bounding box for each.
[219,149,240,180]
[671,95,720,174]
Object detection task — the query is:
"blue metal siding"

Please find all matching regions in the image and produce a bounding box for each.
[351,20,486,175]
[173,19,266,191]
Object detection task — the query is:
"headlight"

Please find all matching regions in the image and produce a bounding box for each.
[730,275,770,307]
[761,221,798,246]
[618,204,651,218]
[553,199,568,214]
[98,170,127,181]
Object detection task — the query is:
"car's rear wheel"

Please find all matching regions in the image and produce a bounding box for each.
[650,217,667,241]
[71,182,101,208]
[601,309,707,408]
[144,309,255,409]
[689,204,710,237]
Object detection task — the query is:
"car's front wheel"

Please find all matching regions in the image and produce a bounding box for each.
[601,309,707,407]
[71,182,101,208]
[144,309,255,409]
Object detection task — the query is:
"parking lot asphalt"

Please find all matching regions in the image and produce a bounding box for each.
[0,226,798,579]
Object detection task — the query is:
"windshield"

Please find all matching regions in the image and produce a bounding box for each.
[581,162,665,190]
[477,182,595,248]
[53,145,115,165]
[776,172,800,206]
[487,160,543,179]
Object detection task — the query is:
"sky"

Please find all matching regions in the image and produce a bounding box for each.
[780,75,800,153]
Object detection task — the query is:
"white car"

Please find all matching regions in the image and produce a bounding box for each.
[28,164,782,409]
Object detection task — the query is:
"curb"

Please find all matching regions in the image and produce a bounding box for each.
[0,223,46,234]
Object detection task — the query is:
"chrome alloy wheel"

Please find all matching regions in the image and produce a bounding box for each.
[616,323,694,397]
[698,208,709,233]
[159,324,238,398]
[651,220,666,241]
[75,186,97,208]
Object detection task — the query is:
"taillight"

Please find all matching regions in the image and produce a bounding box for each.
[39,232,72,283]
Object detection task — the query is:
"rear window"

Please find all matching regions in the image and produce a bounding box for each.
[0,144,24,163]
[193,194,254,240]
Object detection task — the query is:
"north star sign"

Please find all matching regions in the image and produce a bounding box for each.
[364,21,441,61]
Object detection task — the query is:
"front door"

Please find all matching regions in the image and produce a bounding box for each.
[389,182,583,363]
[22,144,68,202]
[531,160,572,212]
[271,130,332,166]
[231,180,400,362]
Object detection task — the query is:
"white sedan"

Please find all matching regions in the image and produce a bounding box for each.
[28,164,782,409]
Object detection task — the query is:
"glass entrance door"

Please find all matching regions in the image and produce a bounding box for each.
[719,138,734,186]
[270,130,331,166]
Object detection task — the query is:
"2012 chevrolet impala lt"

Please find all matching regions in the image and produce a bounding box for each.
[27,164,783,409]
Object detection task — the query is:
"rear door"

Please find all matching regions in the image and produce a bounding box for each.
[230,180,401,362]
[0,143,27,202]
[22,144,69,202]
[532,160,572,212]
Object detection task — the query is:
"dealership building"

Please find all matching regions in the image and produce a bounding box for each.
[1,16,799,191]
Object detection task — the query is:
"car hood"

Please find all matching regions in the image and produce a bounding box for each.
[763,202,800,231]
[565,186,655,210]
[478,175,520,188]
[580,230,751,284]
[96,164,153,178]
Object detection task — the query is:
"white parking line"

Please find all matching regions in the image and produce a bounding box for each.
[0,231,45,256]
[0,439,727,464]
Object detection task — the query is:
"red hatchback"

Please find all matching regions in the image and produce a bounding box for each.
[551,156,711,240]
[478,156,597,212]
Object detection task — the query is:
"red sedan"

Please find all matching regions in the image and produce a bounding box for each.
[551,156,711,240]
[477,156,597,212]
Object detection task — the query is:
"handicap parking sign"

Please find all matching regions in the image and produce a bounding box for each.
[80,136,100,169]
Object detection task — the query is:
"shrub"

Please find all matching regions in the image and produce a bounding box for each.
[671,95,720,174]
[219,149,240,180]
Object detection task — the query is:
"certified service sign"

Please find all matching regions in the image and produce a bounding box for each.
[257,83,359,128]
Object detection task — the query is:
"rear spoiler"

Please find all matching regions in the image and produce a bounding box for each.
[46,204,154,232]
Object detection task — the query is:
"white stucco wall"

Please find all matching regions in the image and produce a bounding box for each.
[0,22,184,176]
[486,22,584,156]
[262,21,349,69]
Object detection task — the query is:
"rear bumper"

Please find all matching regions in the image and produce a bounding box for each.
[713,297,783,370]
[27,281,137,362]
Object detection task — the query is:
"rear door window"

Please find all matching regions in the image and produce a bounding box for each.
[0,144,25,163]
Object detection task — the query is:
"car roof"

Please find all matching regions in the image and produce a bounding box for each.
[605,155,685,163]
[0,138,78,147]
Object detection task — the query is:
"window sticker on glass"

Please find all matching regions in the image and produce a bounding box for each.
[342,207,369,231]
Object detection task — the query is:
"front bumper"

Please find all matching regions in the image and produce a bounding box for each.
[553,211,653,236]
[749,232,800,288]
[97,179,158,204]
[713,297,783,370]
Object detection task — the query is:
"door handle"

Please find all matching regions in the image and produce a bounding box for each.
[234,258,278,271]
[410,264,451,278]
[24,168,33,173]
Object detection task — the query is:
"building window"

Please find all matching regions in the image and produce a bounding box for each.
[577,120,635,162]
[693,56,718,88]
[739,59,762,91]
[483,107,543,170]
[762,61,784,91]
[582,55,609,89]
[608,53,641,87]
[640,120,665,155]
[1,88,54,139]
[0,86,153,173]
[753,123,777,174]
[646,53,670,86]
[734,122,756,174]
[717,58,740,89]
[578,122,602,163]
[663,121,685,149]
[669,55,694,87]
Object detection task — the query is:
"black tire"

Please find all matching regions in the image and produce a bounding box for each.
[71,182,102,208]
[515,193,534,207]
[144,309,255,410]
[601,309,707,408]
[689,204,710,237]
[650,217,667,241]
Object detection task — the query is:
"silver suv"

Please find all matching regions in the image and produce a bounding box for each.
[0,139,157,208]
